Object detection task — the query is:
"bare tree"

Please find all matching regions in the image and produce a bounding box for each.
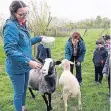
[27,0,52,35]
[27,0,52,57]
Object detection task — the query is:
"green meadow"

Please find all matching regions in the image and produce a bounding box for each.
[0,29,110,111]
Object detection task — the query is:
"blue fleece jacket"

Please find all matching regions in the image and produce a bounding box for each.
[3,19,42,74]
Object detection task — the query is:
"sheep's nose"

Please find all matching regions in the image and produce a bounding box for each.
[42,69,46,71]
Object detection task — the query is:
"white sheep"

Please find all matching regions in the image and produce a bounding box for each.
[28,58,60,111]
[59,59,82,111]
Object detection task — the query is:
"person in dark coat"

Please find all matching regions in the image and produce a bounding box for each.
[36,44,51,63]
[93,40,108,84]
[102,35,110,99]
[65,32,86,85]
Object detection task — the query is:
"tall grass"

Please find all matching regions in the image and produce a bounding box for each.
[0,29,110,111]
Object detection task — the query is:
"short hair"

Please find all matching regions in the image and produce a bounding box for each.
[96,40,104,45]
[72,32,81,40]
[9,0,27,19]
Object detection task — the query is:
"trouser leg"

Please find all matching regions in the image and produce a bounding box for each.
[108,73,110,96]
[22,72,29,106]
[94,66,99,82]
[9,74,25,111]
[70,57,74,74]
[98,67,103,83]
[75,62,82,83]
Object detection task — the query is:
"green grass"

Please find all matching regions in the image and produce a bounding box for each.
[0,29,110,111]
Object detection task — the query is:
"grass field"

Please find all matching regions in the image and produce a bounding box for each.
[0,29,110,111]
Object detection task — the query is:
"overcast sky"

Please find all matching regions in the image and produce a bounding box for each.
[0,0,110,21]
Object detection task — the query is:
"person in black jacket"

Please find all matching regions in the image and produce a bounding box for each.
[93,40,108,84]
[36,44,51,63]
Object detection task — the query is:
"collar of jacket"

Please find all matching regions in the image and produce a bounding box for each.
[7,19,28,32]
[13,19,30,37]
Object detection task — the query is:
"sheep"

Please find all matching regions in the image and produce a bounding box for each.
[59,59,82,111]
[28,58,60,111]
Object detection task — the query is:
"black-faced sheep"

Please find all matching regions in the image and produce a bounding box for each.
[59,59,82,111]
[28,58,60,111]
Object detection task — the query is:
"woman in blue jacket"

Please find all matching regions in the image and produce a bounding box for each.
[65,32,86,85]
[3,1,42,111]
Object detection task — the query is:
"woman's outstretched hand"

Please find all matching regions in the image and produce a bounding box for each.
[28,60,42,69]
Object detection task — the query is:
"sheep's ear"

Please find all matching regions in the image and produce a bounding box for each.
[38,59,44,64]
[69,61,74,64]
[59,63,62,67]
[55,61,61,65]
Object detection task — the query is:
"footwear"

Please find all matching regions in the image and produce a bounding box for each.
[94,81,98,83]
[24,109,28,111]
[96,82,100,85]
[94,81,100,85]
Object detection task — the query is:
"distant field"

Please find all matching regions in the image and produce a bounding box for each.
[0,29,110,111]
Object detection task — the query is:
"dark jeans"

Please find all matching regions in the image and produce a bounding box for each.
[94,66,103,83]
[108,72,110,96]
[70,56,82,83]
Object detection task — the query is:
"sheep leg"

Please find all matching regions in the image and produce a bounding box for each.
[42,94,50,111]
[78,92,82,110]
[63,93,68,111]
[48,94,52,110]
[28,87,35,99]
[59,85,63,99]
